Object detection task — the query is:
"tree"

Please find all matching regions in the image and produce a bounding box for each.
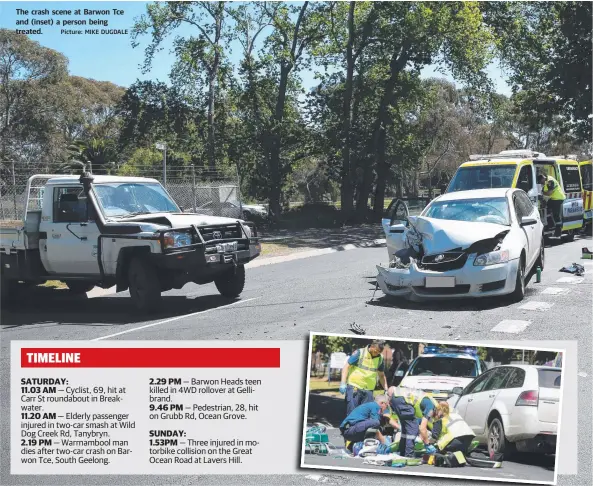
[260,1,329,219]
[0,29,67,175]
[359,2,494,215]
[483,1,592,143]
[132,1,231,169]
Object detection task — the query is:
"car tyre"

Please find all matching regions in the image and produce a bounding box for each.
[488,417,515,459]
[509,257,526,302]
[128,257,162,312]
[563,229,575,242]
[535,237,545,271]
[65,281,95,294]
[215,264,245,298]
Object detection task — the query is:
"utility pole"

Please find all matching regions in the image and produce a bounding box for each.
[11,160,17,219]
[156,142,167,187]
[191,164,196,212]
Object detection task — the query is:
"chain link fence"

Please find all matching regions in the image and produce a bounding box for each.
[0,164,243,221]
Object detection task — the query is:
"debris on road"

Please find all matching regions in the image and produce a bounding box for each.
[582,247,592,259]
[559,262,585,276]
[349,322,366,335]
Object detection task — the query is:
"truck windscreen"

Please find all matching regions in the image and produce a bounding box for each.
[448,165,517,192]
[559,165,582,193]
[94,183,179,218]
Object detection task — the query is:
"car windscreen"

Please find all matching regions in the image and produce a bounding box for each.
[408,357,478,378]
[448,165,517,192]
[94,183,179,218]
[559,165,582,193]
[580,164,592,191]
[423,197,510,226]
[538,369,561,388]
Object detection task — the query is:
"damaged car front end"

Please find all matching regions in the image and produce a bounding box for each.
[377,190,535,300]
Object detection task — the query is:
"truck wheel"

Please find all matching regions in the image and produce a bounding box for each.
[1,277,15,306]
[128,257,162,312]
[65,281,95,295]
[214,264,245,298]
[563,230,575,242]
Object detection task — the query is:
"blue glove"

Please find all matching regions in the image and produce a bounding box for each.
[425,445,437,454]
[339,383,347,394]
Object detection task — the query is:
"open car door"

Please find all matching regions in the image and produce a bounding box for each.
[382,199,409,260]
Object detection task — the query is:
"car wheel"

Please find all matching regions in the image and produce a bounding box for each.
[563,229,575,242]
[128,257,162,312]
[214,264,245,298]
[509,257,526,302]
[65,281,95,295]
[535,237,545,271]
[488,417,515,459]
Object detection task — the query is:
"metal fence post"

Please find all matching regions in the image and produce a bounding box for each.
[191,164,196,212]
[11,160,17,219]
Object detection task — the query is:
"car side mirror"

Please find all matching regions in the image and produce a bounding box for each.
[520,216,537,227]
[451,386,464,396]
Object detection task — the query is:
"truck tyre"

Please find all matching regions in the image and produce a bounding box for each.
[563,229,575,242]
[128,257,162,312]
[1,277,15,306]
[509,257,526,302]
[214,264,245,298]
[65,281,95,295]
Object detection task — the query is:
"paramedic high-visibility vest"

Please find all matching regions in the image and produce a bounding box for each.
[410,395,438,420]
[347,347,383,390]
[435,412,475,450]
[544,176,565,201]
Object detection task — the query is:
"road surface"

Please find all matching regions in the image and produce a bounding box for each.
[1,233,591,485]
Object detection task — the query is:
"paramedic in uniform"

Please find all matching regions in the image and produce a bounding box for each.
[386,386,424,458]
[537,172,565,233]
[340,341,389,416]
[430,402,475,454]
[339,395,396,446]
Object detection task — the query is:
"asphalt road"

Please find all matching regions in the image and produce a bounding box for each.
[303,394,555,483]
[1,233,591,485]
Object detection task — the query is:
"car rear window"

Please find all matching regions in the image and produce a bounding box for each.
[559,165,582,193]
[538,369,561,388]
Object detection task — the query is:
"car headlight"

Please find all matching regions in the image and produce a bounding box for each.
[474,249,509,266]
[162,231,192,249]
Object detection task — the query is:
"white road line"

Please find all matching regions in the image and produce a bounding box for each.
[540,287,570,295]
[491,319,531,333]
[91,297,259,341]
[518,301,554,311]
[556,276,585,284]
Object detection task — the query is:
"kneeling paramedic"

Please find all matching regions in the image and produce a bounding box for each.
[430,402,475,454]
[411,390,439,453]
[339,395,396,447]
[340,340,388,416]
[387,386,420,458]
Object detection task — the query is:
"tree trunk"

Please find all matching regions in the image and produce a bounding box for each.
[340,2,356,220]
[373,128,388,215]
[268,63,291,219]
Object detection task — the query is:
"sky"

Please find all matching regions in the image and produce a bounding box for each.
[0,1,512,95]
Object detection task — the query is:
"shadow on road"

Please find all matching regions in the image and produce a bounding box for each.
[0,285,244,330]
[261,225,385,249]
[306,393,344,428]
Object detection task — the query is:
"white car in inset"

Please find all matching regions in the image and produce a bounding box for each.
[447,365,561,457]
[377,188,545,301]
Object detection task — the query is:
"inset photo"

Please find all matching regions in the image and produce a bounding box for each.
[302,333,564,485]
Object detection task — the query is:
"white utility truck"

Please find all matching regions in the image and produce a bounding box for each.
[0,174,261,311]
